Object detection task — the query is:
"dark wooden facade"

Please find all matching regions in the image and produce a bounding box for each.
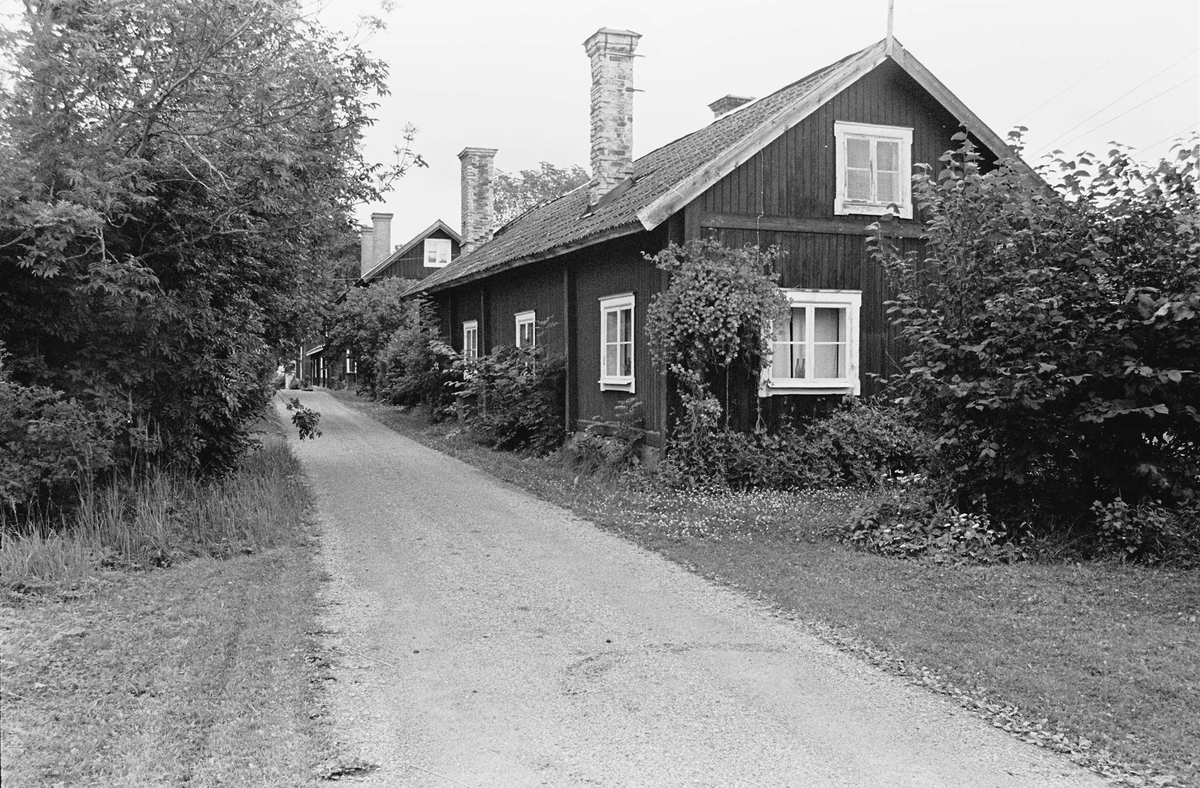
[369,226,461,282]
[429,58,1004,441]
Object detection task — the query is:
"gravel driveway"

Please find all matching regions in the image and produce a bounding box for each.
[278,390,1110,787]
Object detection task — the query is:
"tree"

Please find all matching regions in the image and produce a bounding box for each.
[0,0,419,475]
[493,162,589,230]
[871,133,1199,534]
[323,279,417,395]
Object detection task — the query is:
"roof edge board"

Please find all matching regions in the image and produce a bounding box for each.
[636,40,889,231]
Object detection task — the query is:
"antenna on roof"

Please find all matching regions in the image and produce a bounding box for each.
[886,0,895,51]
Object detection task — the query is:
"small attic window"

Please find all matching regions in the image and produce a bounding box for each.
[424,238,452,267]
[834,121,913,219]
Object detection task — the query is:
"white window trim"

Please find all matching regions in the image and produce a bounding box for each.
[424,237,452,268]
[462,320,479,362]
[514,310,536,348]
[834,121,913,219]
[761,289,862,396]
[598,293,635,393]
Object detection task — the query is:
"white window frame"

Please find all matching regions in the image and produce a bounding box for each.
[834,121,913,219]
[761,289,862,396]
[515,310,537,348]
[424,238,452,268]
[344,350,356,375]
[462,320,479,362]
[598,293,635,393]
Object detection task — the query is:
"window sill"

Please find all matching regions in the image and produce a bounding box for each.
[760,379,859,396]
[834,201,912,219]
[599,378,636,393]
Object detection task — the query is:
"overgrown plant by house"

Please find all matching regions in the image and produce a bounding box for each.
[869,133,1199,563]
[324,278,418,396]
[376,296,461,420]
[457,340,567,455]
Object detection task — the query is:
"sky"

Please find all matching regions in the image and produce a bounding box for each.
[321,0,1198,244]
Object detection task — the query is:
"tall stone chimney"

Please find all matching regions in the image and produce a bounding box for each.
[359,226,374,277]
[708,94,754,120]
[371,212,392,269]
[458,147,498,255]
[583,28,641,206]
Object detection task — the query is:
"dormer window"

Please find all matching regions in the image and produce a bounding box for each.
[424,238,452,267]
[834,121,913,219]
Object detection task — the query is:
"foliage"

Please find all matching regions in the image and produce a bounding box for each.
[870,133,1200,539]
[843,485,1028,565]
[283,398,322,441]
[493,162,589,230]
[458,342,567,455]
[0,0,418,480]
[1092,497,1200,567]
[663,399,930,491]
[323,278,417,395]
[374,296,463,421]
[0,375,118,520]
[561,400,646,476]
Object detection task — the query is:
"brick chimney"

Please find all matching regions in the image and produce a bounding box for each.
[458,147,498,255]
[708,94,754,120]
[583,28,641,206]
[359,226,374,277]
[371,212,392,268]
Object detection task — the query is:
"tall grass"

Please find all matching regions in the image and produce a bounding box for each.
[0,432,311,593]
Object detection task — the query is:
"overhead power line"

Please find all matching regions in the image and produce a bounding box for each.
[1015,33,1151,122]
[1133,123,1198,156]
[1034,47,1198,156]
[1040,74,1199,156]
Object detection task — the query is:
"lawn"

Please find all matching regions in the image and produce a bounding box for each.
[334,390,1200,788]
[0,418,362,786]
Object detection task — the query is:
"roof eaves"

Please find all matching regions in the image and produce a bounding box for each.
[636,40,889,231]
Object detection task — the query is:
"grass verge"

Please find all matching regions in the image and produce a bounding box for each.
[0,418,347,786]
[334,390,1200,788]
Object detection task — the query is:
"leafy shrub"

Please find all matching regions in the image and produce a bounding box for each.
[870,133,1199,536]
[459,344,566,455]
[1092,497,1200,567]
[561,400,646,476]
[664,399,930,491]
[376,297,462,419]
[1,376,117,520]
[324,279,418,396]
[843,486,1028,565]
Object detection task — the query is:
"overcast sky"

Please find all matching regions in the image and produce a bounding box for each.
[324,0,1197,243]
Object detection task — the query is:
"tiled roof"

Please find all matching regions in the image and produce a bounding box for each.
[408,45,872,296]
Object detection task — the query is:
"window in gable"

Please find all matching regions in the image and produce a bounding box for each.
[834,121,913,219]
[424,238,452,267]
[462,320,479,362]
[599,293,635,393]
[761,289,861,396]
[515,310,536,348]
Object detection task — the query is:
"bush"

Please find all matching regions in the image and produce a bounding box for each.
[376,297,462,419]
[870,134,1199,538]
[459,344,566,455]
[560,399,646,476]
[843,485,1028,565]
[1092,497,1200,567]
[1,377,117,520]
[663,399,930,491]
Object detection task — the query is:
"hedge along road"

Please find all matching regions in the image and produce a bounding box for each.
[277,390,1109,788]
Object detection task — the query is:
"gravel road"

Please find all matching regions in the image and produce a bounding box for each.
[278,390,1111,788]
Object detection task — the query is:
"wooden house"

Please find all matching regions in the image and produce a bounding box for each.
[404,30,1029,446]
[296,217,461,387]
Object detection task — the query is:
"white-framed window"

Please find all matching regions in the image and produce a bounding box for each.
[462,320,479,362]
[344,350,356,375]
[599,293,635,393]
[424,238,452,267]
[762,289,862,396]
[834,121,913,219]
[515,310,537,348]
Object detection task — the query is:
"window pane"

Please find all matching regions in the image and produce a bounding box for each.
[620,343,632,377]
[847,169,871,201]
[814,308,841,342]
[877,140,899,171]
[772,343,793,378]
[605,343,618,376]
[814,343,843,378]
[847,137,870,168]
[606,310,618,342]
[877,172,899,204]
[620,307,632,342]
